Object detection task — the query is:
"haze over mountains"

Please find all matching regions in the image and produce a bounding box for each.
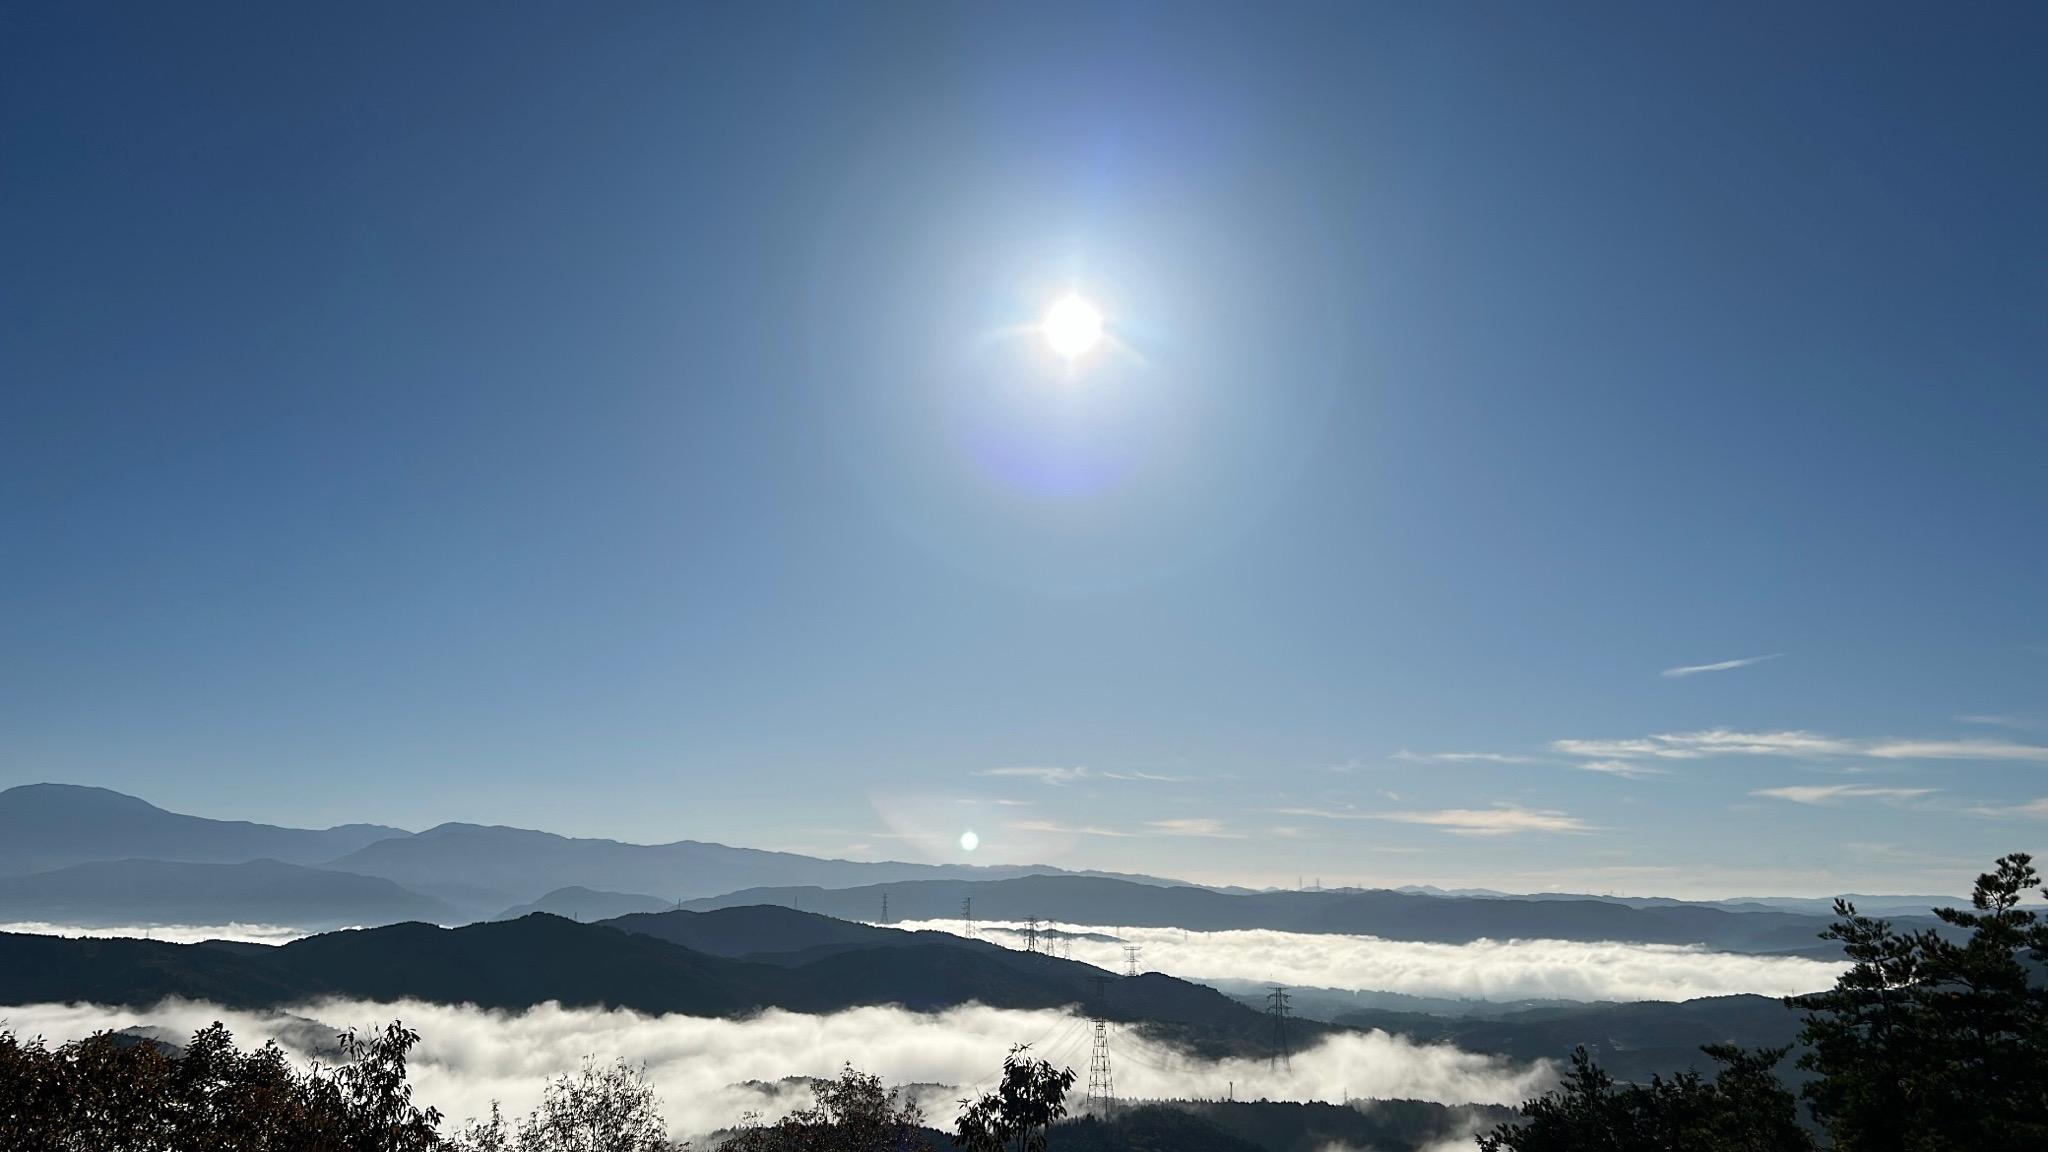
[0,784,1178,922]
[0,783,1956,954]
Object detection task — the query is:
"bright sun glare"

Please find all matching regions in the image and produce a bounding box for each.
[959,830,979,852]
[1040,294,1104,360]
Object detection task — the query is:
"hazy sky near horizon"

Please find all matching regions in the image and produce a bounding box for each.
[4,3,2045,898]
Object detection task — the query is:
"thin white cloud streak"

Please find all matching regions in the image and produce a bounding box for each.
[1865,739,2048,762]
[1955,714,2038,730]
[1967,798,2048,819]
[1268,805,1589,836]
[1554,729,2048,764]
[1576,760,1670,779]
[1750,785,1937,805]
[897,921,1845,1003]
[0,999,1550,1138]
[977,766,1089,785]
[0,921,313,945]
[1660,654,1783,679]
[1143,818,1242,839]
[1003,819,1137,838]
[1376,807,1590,836]
[1553,730,1859,760]
[1392,751,1546,765]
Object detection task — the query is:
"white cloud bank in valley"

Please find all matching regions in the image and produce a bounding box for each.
[0,999,1550,1140]
[0,921,312,945]
[897,921,1846,1002]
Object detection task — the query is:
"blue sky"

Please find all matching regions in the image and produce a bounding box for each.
[4,2,2044,897]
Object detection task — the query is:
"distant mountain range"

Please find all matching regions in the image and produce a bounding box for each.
[0,858,456,929]
[0,784,407,875]
[680,874,1943,954]
[0,784,1183,923]
[0,783,1962,951]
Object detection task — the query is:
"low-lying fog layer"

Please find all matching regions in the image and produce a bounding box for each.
[0,921,313,945]
[0,999,1550,1139]
[895,920,1848,1002]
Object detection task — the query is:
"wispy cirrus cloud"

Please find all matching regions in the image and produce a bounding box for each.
[1003,819,1136,838]
[1272,804,1590,836]
[1956,714,2038,730]
[1392,750,1546,765]
[1865,739,2048,763]
[1577,759,1670,779]
[1751,785,1937,805]
[1554,729,2048,764]
[1143,818,1243,839]
[972,766,1193,786]
[977,766,1089,785]
[1553,730,1858,760]
[1660,653,1783,678]
[1375,806,1592,836]
[1965,798,2048,819]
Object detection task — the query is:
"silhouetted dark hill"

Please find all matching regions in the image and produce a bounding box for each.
[322,823,1182,918]
[602,905,906,957]
[494,886,676,922]
[0,912,1307,1056]
[275,916,779,1014]
[0,784,409,876]
[0,930,317,1007]
[0,858,456,928]
[683,874,1901,952]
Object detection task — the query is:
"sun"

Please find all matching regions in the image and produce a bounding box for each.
[1040,294,1104,360]
[959,829,980,852]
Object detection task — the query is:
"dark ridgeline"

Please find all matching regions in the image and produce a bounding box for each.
[0,909,1323,1059]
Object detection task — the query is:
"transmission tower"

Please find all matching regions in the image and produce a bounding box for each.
[1265,986,1292,1070]
[1023,916,1041,955]
[961,897,975,939]
[881,892,889,925]
[1086,975,1115,1117]
[1123,944,1142,976]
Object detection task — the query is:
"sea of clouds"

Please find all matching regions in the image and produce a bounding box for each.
[894,920,1848,1002]
[0,998,1549,1141]
[0,921,312,945]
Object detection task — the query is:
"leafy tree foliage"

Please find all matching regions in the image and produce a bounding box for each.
[953,1045,1076,1152]
[444,1058,679,1152]
[0,1020,440,1151]
[1790,852,2048,1152]
[1486,851,2048,1151]
[719,1062,932,1151]
[1477,1044,1811,1152]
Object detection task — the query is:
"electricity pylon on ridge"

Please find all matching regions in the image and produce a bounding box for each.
[1266,986,1292,1070]
[1023,916,1041,955]
[961,897,974,939]
[1086,975,1115,1117]
[1123,944,1142,977]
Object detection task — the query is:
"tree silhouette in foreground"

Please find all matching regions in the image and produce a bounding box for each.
[0,1020,441,1151]
[1790,852,2048,1152]
[1484,851,2048,1152]
[953,1045,1076,1152]
[1476,1044,1811,1152]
